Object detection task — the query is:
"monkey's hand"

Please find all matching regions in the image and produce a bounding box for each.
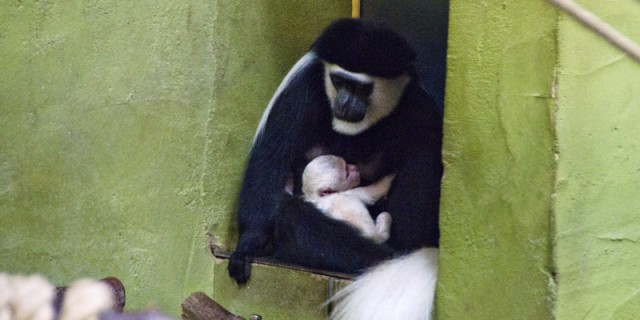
[370,174,396,198]
[379,174,395,189]
[351,174,396,205]
[228,226,274,284]
[228,251,253,285]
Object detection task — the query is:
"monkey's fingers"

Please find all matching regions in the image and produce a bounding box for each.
[227,252,253,285]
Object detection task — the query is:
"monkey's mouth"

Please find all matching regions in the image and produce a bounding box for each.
[333,108,366,122]
[346,164,361,184]
[332,98,367,122]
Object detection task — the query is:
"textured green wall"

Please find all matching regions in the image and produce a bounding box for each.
[439,1,557,319]
[0,1,217,314]
[441,0,640,319]
[554,1,640,319]
[0,0,348,317]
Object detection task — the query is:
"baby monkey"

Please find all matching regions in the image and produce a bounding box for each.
[302,155,394,243]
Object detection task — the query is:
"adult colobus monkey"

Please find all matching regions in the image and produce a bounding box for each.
[229,19,442,319]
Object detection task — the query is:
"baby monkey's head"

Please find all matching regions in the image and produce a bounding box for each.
[302,155,360,198]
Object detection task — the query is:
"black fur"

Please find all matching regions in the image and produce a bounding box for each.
[228,19,442,284]
[312,19,416,78]
[273,194,394,273]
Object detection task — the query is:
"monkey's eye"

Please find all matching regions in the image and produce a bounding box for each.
[330,75,345,88]
[355,83,373,96]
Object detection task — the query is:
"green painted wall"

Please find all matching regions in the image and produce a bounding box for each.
[0,0,348,317]
[554,1,640,319]
[439,1,557,319]
[441,0,640,319]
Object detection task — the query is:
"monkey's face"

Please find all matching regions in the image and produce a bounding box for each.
[335,161,361,192]
[321,155,360,192]
[326,69,373,123]
[302,155,360,198]
[324,64,410,136]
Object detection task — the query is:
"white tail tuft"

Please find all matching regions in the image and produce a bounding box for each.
[329,248,438,320]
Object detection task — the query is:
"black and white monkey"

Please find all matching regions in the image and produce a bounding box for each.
[229,19,442,319]
[302,154,394,244]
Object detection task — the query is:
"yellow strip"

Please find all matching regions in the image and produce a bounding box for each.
[352,0,360,18]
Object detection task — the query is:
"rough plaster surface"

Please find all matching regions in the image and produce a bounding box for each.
[442,0,640,319]
[439,1,557,319]
[554,1,640,319]
[0,0,218,314]
[0,0,347,317]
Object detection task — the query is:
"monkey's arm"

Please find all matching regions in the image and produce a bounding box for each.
[384,81,443,251]
[228,129,293,284]
[228,53,326,284]
[347,175,395,205]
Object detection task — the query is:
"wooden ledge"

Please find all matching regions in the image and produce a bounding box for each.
[211,246,355,281]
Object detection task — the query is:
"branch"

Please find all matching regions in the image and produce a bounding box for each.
[550,0,640,64]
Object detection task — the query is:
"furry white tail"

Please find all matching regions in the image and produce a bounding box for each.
[329,248,439,320]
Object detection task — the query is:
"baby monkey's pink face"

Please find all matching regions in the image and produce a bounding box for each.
[334,157,361,191]
[302,155,362,197]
